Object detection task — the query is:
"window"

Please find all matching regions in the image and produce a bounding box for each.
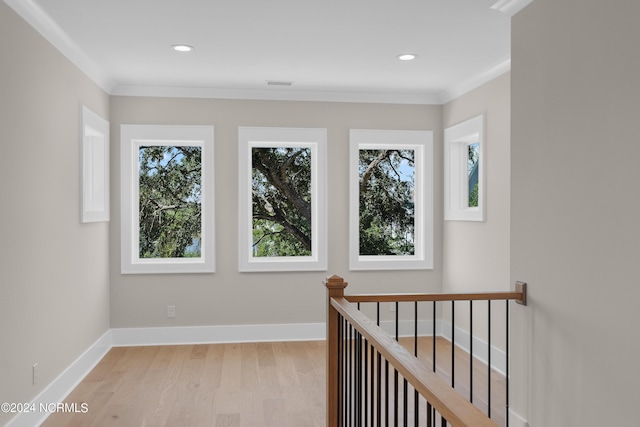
[349,129,433,270]
[444,115,485,221]
[238,127,327,272]
[121,125,215,274]
[81,106,109,223]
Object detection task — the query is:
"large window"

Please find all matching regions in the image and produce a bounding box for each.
[349,129,433,270]
[444,115,485,221]
[121,125,215,274]
[238,127,327,272]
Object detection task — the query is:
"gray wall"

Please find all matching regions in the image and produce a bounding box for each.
[442,73,511,345]
[0,4,110,426]
[510,0,640,425]
[109,97,444,328]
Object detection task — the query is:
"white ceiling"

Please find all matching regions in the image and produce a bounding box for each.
[5,0,528,104]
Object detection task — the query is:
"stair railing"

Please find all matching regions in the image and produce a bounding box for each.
[326,275,526,427]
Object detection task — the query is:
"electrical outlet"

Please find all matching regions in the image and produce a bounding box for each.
[32,363,38,385]
[167,305,176,318]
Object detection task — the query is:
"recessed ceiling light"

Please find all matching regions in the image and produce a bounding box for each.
[397,53,417,61]
[171,44,194,52]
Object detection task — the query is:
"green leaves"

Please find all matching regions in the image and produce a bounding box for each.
[359,149,415,256]
[138,146,202,258]
[251,147,312,257]
[137,144,417,260]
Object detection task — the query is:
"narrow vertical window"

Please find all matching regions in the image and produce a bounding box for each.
[444,115,485,221]
[349,129,433,270]
[121,125,214,274]
[468,142,480,208]
[239,127,327,272]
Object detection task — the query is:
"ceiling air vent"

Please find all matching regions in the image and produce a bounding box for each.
[267,80,293,87]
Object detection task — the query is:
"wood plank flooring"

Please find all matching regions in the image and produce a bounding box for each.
[41,338,505,427]
[398,337,507,427]
[41,341,326,427]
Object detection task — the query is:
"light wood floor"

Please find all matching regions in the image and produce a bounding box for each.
[41,338,505,427]
[398,337,506,427]
[42,341,326,427]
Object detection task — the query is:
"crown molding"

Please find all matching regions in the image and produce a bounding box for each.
[4,0,116,93]
[439,59,511,104]
[111,84,442,105]
[491,0,535,17]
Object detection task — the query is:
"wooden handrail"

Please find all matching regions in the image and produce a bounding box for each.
[331,296,500,427]
[345,286,526,305]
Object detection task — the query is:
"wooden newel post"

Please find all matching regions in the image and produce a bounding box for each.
[325,275,347,427]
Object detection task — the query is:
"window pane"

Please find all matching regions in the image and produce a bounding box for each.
[359,149,415,256]
[468,143,479,208]
[251,147,312,257]
[138,146,202,258]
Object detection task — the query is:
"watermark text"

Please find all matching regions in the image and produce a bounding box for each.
[1,402,89,414]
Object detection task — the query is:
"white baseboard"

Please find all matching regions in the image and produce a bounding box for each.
[377,319,507,375]
[110,322,327,347]
[366,319,507,374]
[509,408,529,427]
[378,319,439,338]
[439,320,507,375]
[5,331,112,427]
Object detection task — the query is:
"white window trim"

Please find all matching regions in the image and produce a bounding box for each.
[81,106,109,223]
[238,127,327,272]
[444,115,485,221]
[349,129,434,271]
[120,125,215,274]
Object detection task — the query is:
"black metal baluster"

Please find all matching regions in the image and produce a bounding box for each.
[487,300,492,419]
[376,351,382,427]
[431,301,436,427]
[375,301,381,427]
[394,368,399,427]
[414,301,419,427]
[470,300,474,403]
[356,292,360,423]
[357,331,362,427]
[395,301,399,340]
[432,301,436,373]
[352,324,356,427]
[451,301,455,389]
[427,402,432,427]
[364,338,369,427]
[385,360,389,427]
[338,315,344,426]
[414,301,419,355]
[403,378,408,427]
[348,323,352,427]
[345,318,348,427]
[395,301,399,427]
[506,299,510,427]
[356,290,360,423]
[370,342,375,427]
